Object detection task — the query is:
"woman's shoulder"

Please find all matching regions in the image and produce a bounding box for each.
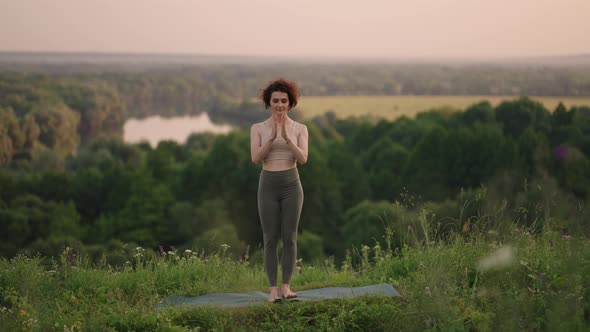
[251,121,265,130]
[293,120,307,129]
[292,121,308,136]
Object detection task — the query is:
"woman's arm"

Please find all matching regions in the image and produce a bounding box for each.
[286,124,308,165]
[250,124,274,164]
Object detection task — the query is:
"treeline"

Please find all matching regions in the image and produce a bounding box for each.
[0,75,124,163]
[3,61,590,119]
[1,97,589,265]
[3,62,590,163]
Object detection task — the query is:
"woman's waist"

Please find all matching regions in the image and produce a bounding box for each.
[259,166,300,185]
[262,159,297,171]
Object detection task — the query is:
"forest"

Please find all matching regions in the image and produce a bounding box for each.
[1,61,590,266]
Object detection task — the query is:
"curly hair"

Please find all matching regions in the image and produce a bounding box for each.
[260,78,300,110]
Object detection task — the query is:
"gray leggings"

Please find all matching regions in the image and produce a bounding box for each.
[258,167,304,287]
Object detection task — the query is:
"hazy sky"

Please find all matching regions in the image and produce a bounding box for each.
[1,0,589,58]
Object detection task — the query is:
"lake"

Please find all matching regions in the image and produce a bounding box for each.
[123,113,233,147]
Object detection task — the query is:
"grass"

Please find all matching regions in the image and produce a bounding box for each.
[295,95,590,120]
[1,225,589,331]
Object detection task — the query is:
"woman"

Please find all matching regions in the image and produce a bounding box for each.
[250,79,309,302]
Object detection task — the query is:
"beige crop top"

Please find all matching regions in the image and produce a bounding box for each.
[261,121,300,161]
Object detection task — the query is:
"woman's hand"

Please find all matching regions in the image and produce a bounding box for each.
[281,117,290,143]
[268,117,278,141]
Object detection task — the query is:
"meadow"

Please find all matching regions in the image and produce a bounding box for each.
[1,221,589,331]
[296,95,590,120]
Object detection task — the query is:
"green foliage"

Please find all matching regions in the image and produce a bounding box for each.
[33,103,80,158]
[297,230,325,264]
[403,126,450,200]
[460,100,495,126]
[495,96,551,138]
[1,90,590,270]
[444,124,516,188]
[192,223,246,259]
[1,230,589,330]
[342,200,408,251]
[362,138,408,201]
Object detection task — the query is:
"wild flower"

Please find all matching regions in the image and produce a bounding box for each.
[220,244,230,257]
[21,318,38,330]
[361,245,371,268]
[373,244,383,261]
[63,321,83,332]
[296,258,304,274]
[60,242,80,267]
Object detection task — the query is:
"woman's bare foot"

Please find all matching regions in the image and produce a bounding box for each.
[268,286,280,302]
[281,284,298,299]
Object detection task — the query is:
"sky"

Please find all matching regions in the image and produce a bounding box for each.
[1,0,589,59]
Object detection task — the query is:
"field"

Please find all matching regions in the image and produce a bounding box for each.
[1,228,589,331]
[296,95,590,120]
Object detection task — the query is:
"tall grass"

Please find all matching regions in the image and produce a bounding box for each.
[1,217,589,330]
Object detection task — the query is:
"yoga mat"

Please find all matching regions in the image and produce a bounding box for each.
[156,283,400,309]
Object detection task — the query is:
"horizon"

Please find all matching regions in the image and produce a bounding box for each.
[2,50,590,64]
[2,0,589,59]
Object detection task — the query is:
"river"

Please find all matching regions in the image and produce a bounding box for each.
[123,113,233,147]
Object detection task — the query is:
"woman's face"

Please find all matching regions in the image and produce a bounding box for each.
[270,91,289,116]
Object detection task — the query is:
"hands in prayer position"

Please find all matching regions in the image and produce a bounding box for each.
[268,113,291,144]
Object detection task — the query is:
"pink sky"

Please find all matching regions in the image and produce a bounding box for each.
[1,0,589,58]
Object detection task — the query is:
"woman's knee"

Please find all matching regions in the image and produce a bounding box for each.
[282,232,298,247]
[264,234,280,247]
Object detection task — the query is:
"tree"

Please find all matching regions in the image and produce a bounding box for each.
[297,230,325,263]
[197,132,260,245]
[495,97,550,138]
[361,137,408,201]
[0,107,21,165]
[342,200,408,251]
[298,145,344,256]
[326,142,371,210]
[20,113,40,157]
[402,126,449,201]
[516,128,550,176]
[0,209,30,257]
[461,101,495,126]
[549,102,578,146]
[443,124,515,189]
[34,103,80,158]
